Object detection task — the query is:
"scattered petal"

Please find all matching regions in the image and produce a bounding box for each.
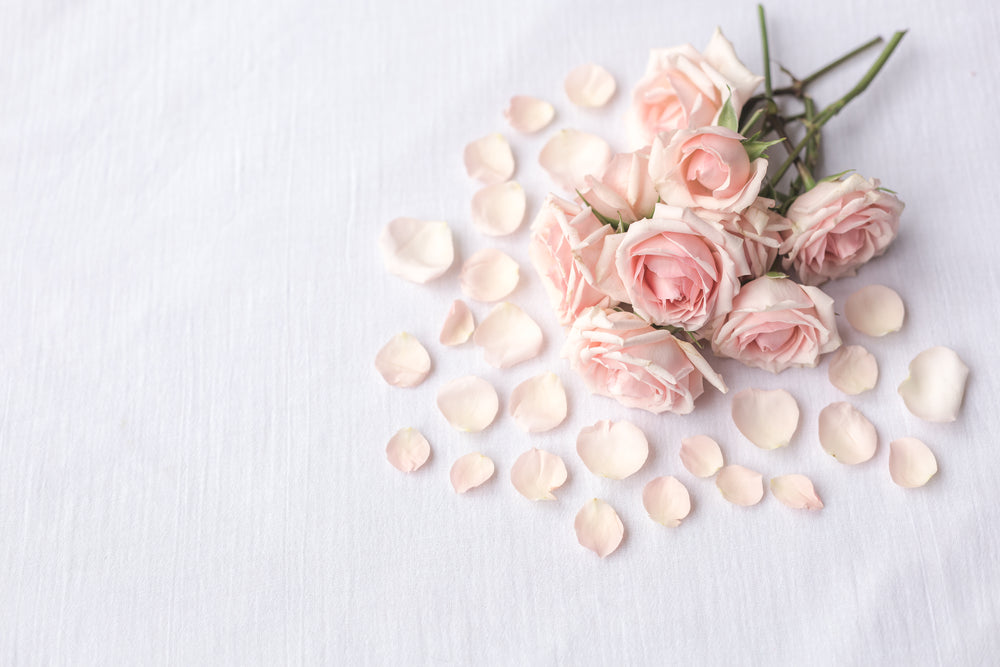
[564,63,616,108]
[471,181,527,237]
[770,474,824,510]
[679,435,724,478]
[460,248,520,302]
[436,376,499,432]
[898,346,970,423]
[504,95,555,133]
[378,218,454,283]
[716,465,764,506]
[576,420,649,480]
[731,388,799,450]
[374,332,431,388]
[889,437,938,488]
[463,133,515,185]
[539,129,612,193]
[385,427,431,473]
[473,302,544,368]
[509,373,568,433]
[510,448,568,500]
[828,345,879,395]
[574,499,625,558]
[450,453,496,493]
[439,300,475,346]
[642,476,691,527]
[845,284,905,336]
[818,401,878,464]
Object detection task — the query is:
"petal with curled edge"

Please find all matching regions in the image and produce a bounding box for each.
[576,420,649,480]
[471,181,527,237]
[642,476,691,527]
[436,376,499,432]
[374,332,431,388]
[898,346,969,423]
[679,435,724,478]
[539,129,612,193]
[845,284,905,337]
[828,345,879,395]
[504,95,555,133]
[385,427,431,473]
[464,133,515,184]
[450,453,496,493]
[565,63,616,108]
[378,217,454,283]
[439,300,475,346]
[510,448,568,501]
[716,465,764,506]
[889,437,938,488]
[574,499,625,558]
[460,248,520,302]
[770,474,824,510]
[731,388,799,450]
[473,302,544,368]
[509,373,568,433]
[818,401,877,464]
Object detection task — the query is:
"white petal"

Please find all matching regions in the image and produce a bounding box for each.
[450,453,496,493]
[509,373,568,433]
[769,474,824,510]
[889,437,938,488]
[439,299,475,346]
[538,129,612,193]
[472,302,544,368]
[436,376,499,432]
[564,63,616,108]
[510,448,568,500]
[385,427,431,473]
[378,218,454,283]
[828,344,879,395]
[679,435,724,478]
[845,284,905,336]
[642,476,691,527]
[818,402,878,464]
[716,465,764,506]
[374,332,431,387]
[576,420,649,480]
[574,499,624,558]
[460,248,520,302]
[898,346,970,423]
[471,181,526,237]
[731,389,799,450]
[463,133,515,184]
[504,95,555,133]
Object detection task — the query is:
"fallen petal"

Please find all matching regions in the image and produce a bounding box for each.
[439,300,475,346]
[716,465,764,506]
[510,448,568,500]
[385,427,431,473]
[731,389,799,450]
[460,248,520,302]
[889,437,938,488]
[564,63,616,108]
[898,346,970,423]
[473,302,544,368]
[378,217,454,283]
[679,435,724,478]
[576,420,649,480]
[828,344,879,395]
[509,373,568,433]
[374,332,431,387]
[471,181,527,237]
[504,95,555,133]
[574,499,624,558]
[450,453,496,493]
[642,476,691,527]
[539,129,612,193]
[845,285,905,336]
[464,133,515,185]
[818,402,878,464]
[770,474,824,510]
[436,376,499,432]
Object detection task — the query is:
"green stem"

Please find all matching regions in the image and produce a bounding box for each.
[739,107,765,136]
[757,5,773,98]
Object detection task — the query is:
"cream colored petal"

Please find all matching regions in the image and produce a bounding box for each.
[471,181,527,237]
[845,284,905,336]
[898,346,970,423]
[716,465,764,506]
[472,302,544,368]
[439,299,475,346]
[385,427,431,473]
[509,373,568,433]
[818,401,878,464]
[436,376,499,432]
[463,133,515,184]
[828,345,879,395]
[509,448,568,500]
[460,248,520,302]
[889,437,938,488]
[769,474,824,510]
[564,63,616,108]
[450,453,496,493]
[378,217,454,283]
[731,389,799,450]
[642,476,691,527]
[504,95,555,133]
[679,435,724,478]
[576,420,649,480]
[374,332,431,388]
[539,129,612,193]
[574,498,624,558]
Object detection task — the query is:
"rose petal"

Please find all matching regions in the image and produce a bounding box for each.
[889,437,938,488]
[504,95,555,133]
[828,344,879,395]
[818,401,878,464]
[574,499,624,558]
[679,435,724,478]
[509,373,568,433]
[716,465,764,506]
[576,420,649,480]
[473,302,544,368]
[769,474,824,510]
[539,129,612,193]
[460,248,520,302]
[564,63,616,108]
[450,453,496,493]
[898,346,970,423]
[436,376,499,432]
[439,299,475,346]
[463,133,515,185]
[642,476,691,527]
[385,427,431,473]
[731,389,799,450]
[471,181,527,237]
[510,448,568,500]
[374,332,431,388]
[845,285,905,336]
[378,218,454,283]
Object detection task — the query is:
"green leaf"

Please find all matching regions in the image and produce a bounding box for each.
[764,271,788,279]
[718,92,739,133]
[743,138,784,161]
[818,169,854,183]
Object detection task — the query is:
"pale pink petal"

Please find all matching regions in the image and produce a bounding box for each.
[463,133,515,185]
[769,474,824,510]
[576,420,648,480]
[436,376,499,432]
[828,344,879,395]
[471,181,527,237]
[504,95,555,133]
[460,248,520,302]
[574,499,625,558]
[538,129,612,193]
[716,465,764,506]
[450,453,496,493]
[510,448,568,500]
[679,435,724,478]
[472,302,544,368]
[642,476,691,527]
[845,284,905,336]
[889,437,938,488]
[374,332,431,388]
[439,299,475,346]
[564,63,616,108]
[898,346,970,423]
[731,389,799,450]
[385,427,431,473]
[818,401,878,464]
[509,373,568,433]
[378,217,454,283]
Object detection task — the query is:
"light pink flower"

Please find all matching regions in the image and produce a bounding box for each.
[696,197,789,278]
[780,173,904,285]
[578,149,658,224]
[711,275,841,373]
[563,307,726,415]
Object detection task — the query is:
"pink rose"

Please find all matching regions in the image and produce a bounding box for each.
[696,197,789,278]
[780,173,904,285]
[711,275,841,373]
[626,28,762,148]
[563,307,727,415]
[578,149,658,224]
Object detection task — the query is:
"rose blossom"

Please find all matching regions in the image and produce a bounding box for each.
[578,148,658,224]
[696,197,789,278]
[563,307,727,414]
[780,173,904,285]
[711,275,841,373]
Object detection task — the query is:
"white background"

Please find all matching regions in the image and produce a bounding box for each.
[2,0,999,664]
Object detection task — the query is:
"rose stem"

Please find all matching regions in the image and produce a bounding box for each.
[772,36,885,96]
